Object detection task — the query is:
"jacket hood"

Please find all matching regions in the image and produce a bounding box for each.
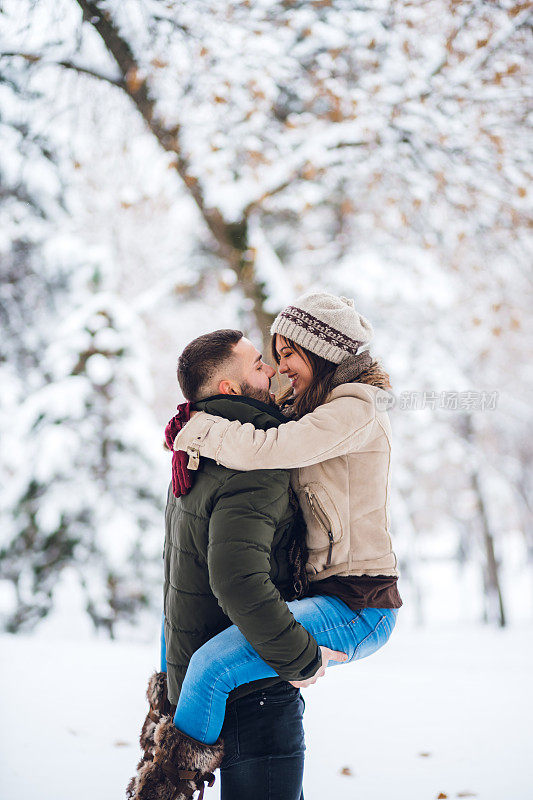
[164,395,285,453]
[324,381,391,413]
[195,394,288,429]
[164,395,288,499]
[327,382,385,399]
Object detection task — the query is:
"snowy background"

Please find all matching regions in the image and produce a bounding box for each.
[2,619,533,800]
[0,1,531,798]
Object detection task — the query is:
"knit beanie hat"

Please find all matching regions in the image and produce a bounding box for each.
[270,291,374,365]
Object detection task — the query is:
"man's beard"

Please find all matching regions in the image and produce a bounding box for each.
[240,380,276,406]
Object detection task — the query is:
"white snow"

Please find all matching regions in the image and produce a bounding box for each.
[1,3,531,797]
[1,619,531,800]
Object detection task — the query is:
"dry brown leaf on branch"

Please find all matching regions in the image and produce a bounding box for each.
[301,164,317,180]
[509,3,531,18]
[125,67,144,92]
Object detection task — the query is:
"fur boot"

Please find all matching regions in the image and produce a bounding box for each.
[126,672,177,798]
[140,672,176,752]
[129,716,225,800]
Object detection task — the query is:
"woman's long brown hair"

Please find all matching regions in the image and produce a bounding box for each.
[271,335,391,419]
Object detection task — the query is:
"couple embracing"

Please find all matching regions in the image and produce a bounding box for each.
[127,291,402,800]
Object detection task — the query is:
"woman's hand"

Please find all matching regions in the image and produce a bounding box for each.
[288,645,348,688]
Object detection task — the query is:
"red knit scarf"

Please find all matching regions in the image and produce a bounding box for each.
[164,402,194,497]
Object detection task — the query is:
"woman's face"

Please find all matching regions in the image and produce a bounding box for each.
[275,336,313,397]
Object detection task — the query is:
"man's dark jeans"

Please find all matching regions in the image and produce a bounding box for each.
[219,681,306,800]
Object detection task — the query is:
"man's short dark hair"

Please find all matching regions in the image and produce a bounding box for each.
[177,329,243,401]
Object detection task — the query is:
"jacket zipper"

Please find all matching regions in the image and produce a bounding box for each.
[305,488,335,567]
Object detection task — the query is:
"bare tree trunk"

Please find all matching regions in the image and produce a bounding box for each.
[470,468,506,627]
[75,0,276,355]
[515,454,533,562]
[398,489,424,626]
[461,414,506,627]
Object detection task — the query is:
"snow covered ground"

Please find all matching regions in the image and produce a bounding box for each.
[1,616,530,800]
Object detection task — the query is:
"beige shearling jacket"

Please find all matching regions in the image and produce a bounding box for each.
[174,383,398,581]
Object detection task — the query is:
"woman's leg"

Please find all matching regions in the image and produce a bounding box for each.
[174,595,398,744]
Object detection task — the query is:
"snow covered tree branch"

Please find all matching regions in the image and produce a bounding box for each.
[74,0,276,346]
[0,0,531,631]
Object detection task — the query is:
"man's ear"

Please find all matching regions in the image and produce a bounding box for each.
[218,379,241,396]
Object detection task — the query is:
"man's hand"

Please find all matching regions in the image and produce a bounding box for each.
[288,645,348,688]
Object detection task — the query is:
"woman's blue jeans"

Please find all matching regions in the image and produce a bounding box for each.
[173,595,398,745]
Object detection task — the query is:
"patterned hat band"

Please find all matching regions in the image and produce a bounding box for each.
[272,306,364,364]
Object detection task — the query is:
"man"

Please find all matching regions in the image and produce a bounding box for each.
[129,330,335,800]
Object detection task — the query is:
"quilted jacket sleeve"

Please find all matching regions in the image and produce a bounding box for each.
[207,470,322,682]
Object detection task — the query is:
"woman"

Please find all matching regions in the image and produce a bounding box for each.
[140,292,401,799]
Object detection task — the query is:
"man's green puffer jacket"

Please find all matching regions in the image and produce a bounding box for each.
[163,394,321,706]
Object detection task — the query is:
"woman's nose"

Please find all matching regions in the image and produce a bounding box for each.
[278,361,288,374]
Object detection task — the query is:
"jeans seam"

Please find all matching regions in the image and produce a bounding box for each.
[306,606,365,636]
[224,702,240,766]
[352,613,389,660]
[307,596,363,633]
